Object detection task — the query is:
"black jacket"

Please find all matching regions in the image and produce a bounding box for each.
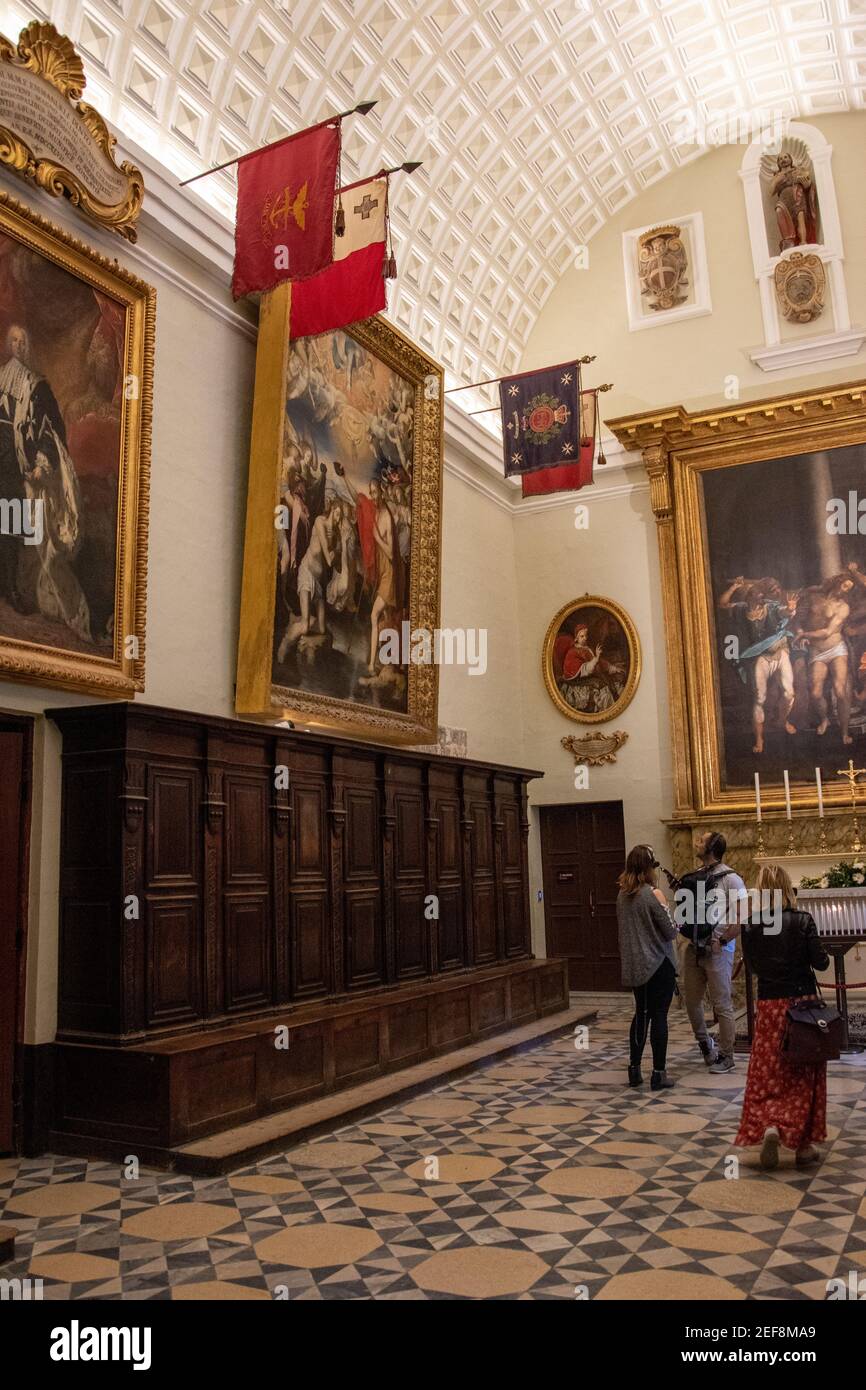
[742,908,830,1000]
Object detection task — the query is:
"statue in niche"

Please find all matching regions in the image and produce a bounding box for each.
[767,151,820,252]
[637,225,689,312]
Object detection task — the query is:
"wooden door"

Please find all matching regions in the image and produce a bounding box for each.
[539,801,625,991]
[0,718,31,1152]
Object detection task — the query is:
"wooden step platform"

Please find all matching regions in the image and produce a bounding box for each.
[50,958,570,1169]
[174,1001,593,1175]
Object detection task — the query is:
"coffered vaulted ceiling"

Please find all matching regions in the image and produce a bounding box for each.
[12,0,866,408]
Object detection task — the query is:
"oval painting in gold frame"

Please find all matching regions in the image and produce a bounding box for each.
[542,594,641,724]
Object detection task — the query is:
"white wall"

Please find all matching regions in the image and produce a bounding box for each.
[514,471,674,954]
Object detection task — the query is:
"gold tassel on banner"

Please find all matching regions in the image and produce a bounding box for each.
[385,176,397,278]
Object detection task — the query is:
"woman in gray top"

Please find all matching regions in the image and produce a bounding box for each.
[616,844,679,1091]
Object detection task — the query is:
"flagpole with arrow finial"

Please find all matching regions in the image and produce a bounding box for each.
[178,99,379,188]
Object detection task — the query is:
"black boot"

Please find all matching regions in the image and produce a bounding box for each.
[627,1065,643,1087]
[651,1069,675,1090]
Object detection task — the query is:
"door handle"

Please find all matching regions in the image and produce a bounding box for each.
[589,889,595,916]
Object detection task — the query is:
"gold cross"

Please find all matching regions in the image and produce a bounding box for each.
[836,758,866,804]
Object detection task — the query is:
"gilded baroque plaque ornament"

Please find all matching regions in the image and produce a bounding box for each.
[561,730,629,766]
[638,224,688,312]
[0,21,144,241]
[773,251,825,323]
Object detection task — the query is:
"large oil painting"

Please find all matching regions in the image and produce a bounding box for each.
[704,445,866,786]
[608,385,866,815]
[0,191,153,696]
[236,301,443,742]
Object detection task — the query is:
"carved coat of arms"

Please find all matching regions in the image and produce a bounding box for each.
[638,225,689,312]
[773,251,825,323]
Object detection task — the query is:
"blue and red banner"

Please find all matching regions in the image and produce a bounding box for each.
[499,361,581,478]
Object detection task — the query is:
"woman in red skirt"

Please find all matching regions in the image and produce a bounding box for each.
[735,864,830,1170]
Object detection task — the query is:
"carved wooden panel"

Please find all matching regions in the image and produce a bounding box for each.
[436,885,464,971]
[290,893,329,998]
[502,881,527,958]
[388,999,430,1061]
[149,769,198,885]
[260,1023,326,1106]
[345,891,384,989]
[431,778,464,971]
[59,899,117,1031]
[146,899,201,1026]
[63,765,115,869]
[224,897,271,1011]
[394,886,427,979]
[334,1014,381,1080]
[225,777,269,882]
[345,786,379,879]
[500,798,521,872]
[292,782,328,877]
[472,881,497,964]
[432,989,472,1046]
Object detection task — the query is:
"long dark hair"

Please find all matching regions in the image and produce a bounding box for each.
[618,844,658,897]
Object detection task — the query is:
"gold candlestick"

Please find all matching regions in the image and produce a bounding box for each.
[755,817,765,858]
[836,758,866,854]
[818,820,828,853]
[785,817,796,856]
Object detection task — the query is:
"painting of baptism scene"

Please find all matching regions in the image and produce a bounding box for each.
[271,329,414,712]
[703,444,866,788]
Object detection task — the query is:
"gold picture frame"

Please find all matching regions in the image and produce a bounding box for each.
[542,594,641,724]
[235,288,444,742]
[608,379,866,818]
[0,188,154,696]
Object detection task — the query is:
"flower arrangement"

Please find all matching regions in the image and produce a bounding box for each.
[800,859,866,889]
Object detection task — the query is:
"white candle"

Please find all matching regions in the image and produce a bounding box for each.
[754,772,762,822]
[816,766,824,819]
[783,768,792,821]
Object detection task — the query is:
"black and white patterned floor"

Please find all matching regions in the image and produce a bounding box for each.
[2,996,865,1300]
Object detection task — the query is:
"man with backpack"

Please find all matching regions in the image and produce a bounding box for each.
[676,832,746,1074]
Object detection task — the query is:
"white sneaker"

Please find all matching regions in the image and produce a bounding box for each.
[760,1126,780,1171]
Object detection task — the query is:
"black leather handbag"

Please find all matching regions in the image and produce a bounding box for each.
[783,982,843,1064]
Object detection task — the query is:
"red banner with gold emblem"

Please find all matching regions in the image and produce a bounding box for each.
[232,121,340,300]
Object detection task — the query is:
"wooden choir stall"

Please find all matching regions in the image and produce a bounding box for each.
[45,703,567,1167]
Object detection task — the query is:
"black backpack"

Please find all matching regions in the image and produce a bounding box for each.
[674,866,727,955]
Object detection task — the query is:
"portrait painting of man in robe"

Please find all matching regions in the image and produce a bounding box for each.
[0,198,152,696]
[543,597,641,724]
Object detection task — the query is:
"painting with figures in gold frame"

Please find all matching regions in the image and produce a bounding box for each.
[0,189,153,697]
[542,595,641,724]
[235,294,444,743]
[609,382,866,817]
